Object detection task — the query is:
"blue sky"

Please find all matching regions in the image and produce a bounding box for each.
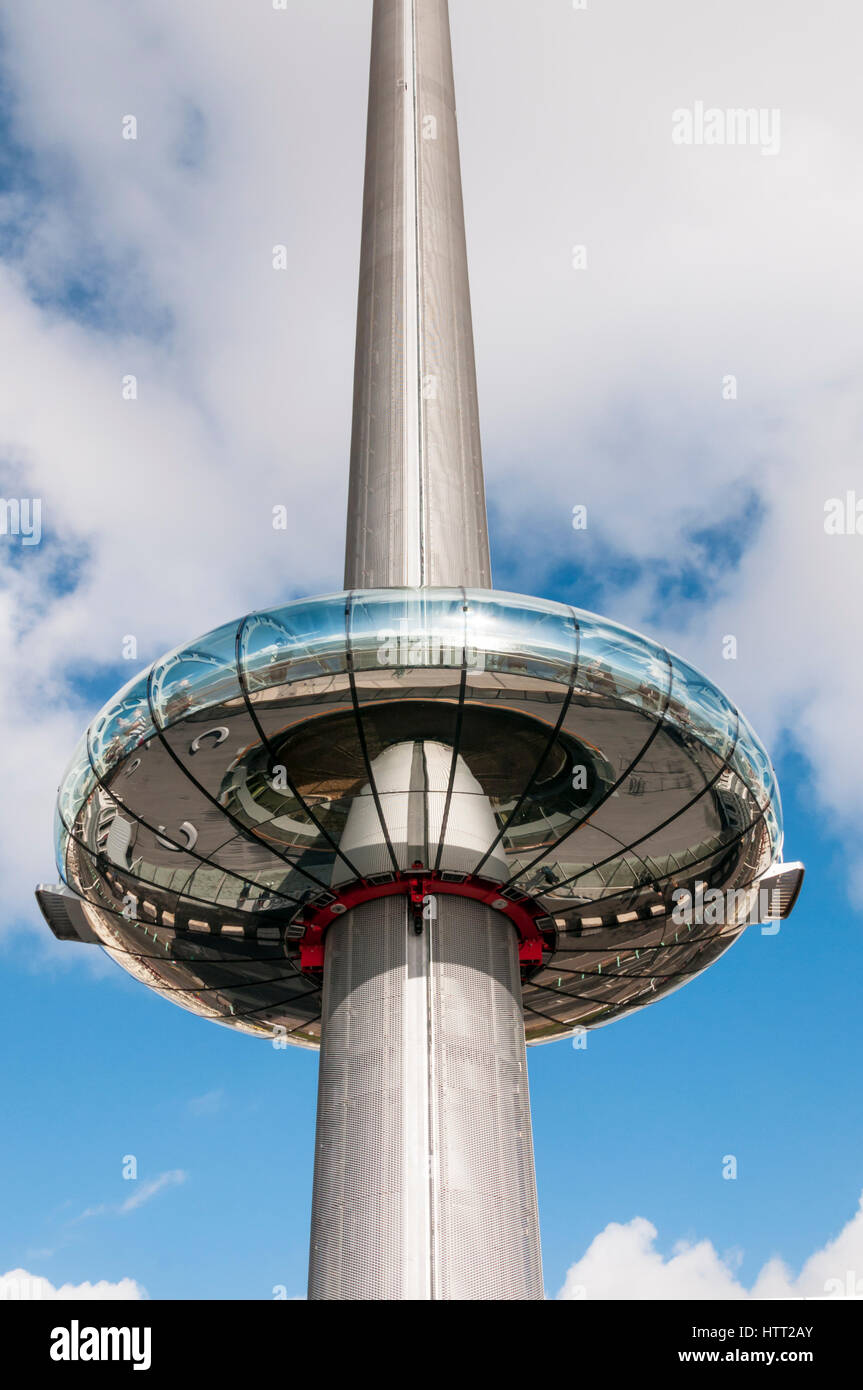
[1,0,862,1300]
[1,699,858,1299]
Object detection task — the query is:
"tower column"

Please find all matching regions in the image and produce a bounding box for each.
[308,894,544,1300]
[344,0,492,589]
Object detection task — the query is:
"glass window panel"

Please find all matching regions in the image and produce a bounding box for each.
[763,795,782,858]
[150,620,243,729]
[464,590,578,683]
[583,772,725,859]
[58,734,99,829]
[88,669,156,776]
[206,825,336,896]
[349,589,467,671]
[729,710,779,812]
[666,651,738,761]
[250,709,367,861]
[575,611,670,714]
[54,808,71,883]
[60,839,120,909]
[240,595,348,692]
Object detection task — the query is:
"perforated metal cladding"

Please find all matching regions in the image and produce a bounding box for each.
[308,894,543,1300]
[344,0,491,589]
[429,899,543,1299]
[345,0,407,589]
[308,897,407,1300]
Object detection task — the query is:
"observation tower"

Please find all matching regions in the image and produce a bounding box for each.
[37,0,803,1301]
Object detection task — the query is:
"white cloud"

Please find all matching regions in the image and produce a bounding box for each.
[76,1169,187,1222]
[0,0,368,934]
[118,1169,187,1214]
[0,0,862,943]
[0,1268,145,1300]
[558,1192,863,1299]
[187,1089,224,1117]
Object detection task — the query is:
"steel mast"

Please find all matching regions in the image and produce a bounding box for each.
[309,0,543,1300]
[343,0,492,590]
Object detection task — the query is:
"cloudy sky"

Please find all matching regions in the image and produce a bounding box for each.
[1,0,862,1299]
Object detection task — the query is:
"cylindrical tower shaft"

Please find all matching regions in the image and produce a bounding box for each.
[309,739,543,1300]
[344,0,492,589]
[308,895,544,1300]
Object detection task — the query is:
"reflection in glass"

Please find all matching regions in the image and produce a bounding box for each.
[666,652,738,762]
[240,596,348,692]
[58,735,99,830]
[52,587,786,1048]
[349,589,467,672]
[576,613,671,714]
[150,621,243,730]
[466,590,577,683]
[88,670,156,775]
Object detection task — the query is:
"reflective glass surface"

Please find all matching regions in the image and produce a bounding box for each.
[150,621,243,730]
[89,671,155,776]
[240,595,349,692]
[55,588,785,1047]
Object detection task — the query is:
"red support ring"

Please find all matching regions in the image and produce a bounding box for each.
[297,871,552,972]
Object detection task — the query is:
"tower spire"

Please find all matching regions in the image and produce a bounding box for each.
[344,0,492,589]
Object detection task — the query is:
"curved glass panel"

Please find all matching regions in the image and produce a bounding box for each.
[89,669,156,776]
[150,620,243,730]
[730,710,778,812]
[349,589,467,672]
[575,612,671,714]
[666,651,738,762]
[54,807,71,883]
[763,794,782,860]
[240,595,348,692]
[58,735,99,830]
[465,590,577,683]
[53,586,787,1050]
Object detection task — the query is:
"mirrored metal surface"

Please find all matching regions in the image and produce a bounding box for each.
[55,588,783,1046]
